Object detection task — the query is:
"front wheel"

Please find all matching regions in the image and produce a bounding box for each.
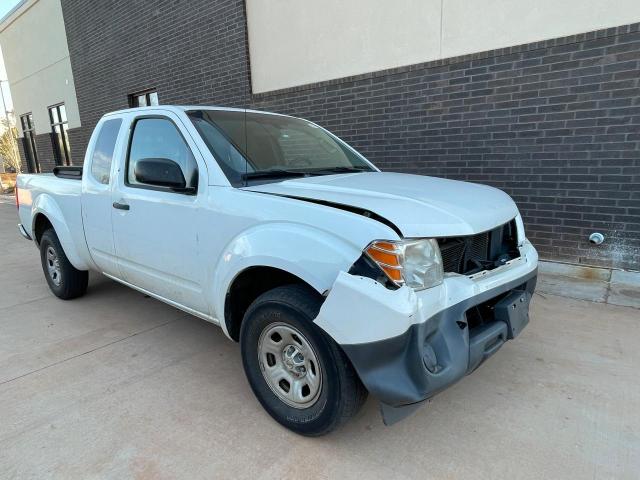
[40,228,88,300]
[240,285,367,436]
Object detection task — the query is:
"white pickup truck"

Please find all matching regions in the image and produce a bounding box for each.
[16,106,538,435]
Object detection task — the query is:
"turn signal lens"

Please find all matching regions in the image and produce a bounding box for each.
[372,241,397,251]
[365,239,443,290]
[366,242,403,282]
[382,266,403,282]
[366,248,399,266]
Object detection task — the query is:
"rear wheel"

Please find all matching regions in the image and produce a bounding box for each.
[240,284,367,436]
[40,228,88,299]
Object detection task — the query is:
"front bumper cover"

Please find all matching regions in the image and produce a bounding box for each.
[342,269,537,424]
[314,241,538,425]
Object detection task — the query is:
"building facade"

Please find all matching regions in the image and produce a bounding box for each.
[1,0,80,172]
[2,0,639,270]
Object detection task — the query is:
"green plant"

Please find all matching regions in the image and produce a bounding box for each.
[0,117,21,173]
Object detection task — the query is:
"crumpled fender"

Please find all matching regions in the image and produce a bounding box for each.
[314,271,422,345]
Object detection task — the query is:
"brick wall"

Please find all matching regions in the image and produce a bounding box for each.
[66,126,88,167]
[33,133,59,172]
[17,132,66,173]
[60,0,639,269]
[16,137,27,172]
[61,0,250,146]
[252,25,640,270]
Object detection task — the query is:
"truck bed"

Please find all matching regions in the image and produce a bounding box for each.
[16,173,87,269]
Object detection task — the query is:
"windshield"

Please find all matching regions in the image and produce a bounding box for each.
[187,109,375,186]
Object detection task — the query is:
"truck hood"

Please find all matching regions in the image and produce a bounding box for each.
[244,172,518,237]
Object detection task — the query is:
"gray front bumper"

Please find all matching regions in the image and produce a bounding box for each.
[341,269,538,425]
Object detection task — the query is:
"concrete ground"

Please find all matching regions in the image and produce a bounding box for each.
[1,200,639,480]
[538,261,640,309]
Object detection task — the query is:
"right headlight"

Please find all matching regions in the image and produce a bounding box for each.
[365,239,443,290]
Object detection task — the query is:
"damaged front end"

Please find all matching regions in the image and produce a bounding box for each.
[314,240,538,425]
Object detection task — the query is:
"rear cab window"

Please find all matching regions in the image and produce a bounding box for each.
[90,118,123,184]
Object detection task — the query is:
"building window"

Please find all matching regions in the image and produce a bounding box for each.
[20,113,40,173]
[129,89,159,107]
[48,103,72,165]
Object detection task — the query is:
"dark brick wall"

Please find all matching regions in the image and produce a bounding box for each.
[60,0,639,269]
[17,132,61,173]
[33,133,59,172]
[16,137,27,172]
[66,126,88,168]
[19,128,83,172]
[60,0,250,154]
[252,25,640,270]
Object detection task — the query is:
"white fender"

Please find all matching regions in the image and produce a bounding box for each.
[209,222,365,338]
[31,193,92,271]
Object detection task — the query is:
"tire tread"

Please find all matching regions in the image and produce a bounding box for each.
[40,228,88,300]
[241,284,367,436]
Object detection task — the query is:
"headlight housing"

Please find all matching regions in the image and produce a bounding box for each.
[365,239,443,290]
[515,213,526,246]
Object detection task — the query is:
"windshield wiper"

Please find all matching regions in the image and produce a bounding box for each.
[242,169,310,180]
[308,166,371,175]
[242,166,371,181]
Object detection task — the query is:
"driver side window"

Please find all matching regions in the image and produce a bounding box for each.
[127,117,198,190]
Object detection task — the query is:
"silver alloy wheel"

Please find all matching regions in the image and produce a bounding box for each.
[46,246,62,286]
[257,322,323,409]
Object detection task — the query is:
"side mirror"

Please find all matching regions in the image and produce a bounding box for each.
[134,158,190,191]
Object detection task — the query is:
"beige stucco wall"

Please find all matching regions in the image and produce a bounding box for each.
[246,0,640,94]
[246,0,442,94]
[0,0,80,136]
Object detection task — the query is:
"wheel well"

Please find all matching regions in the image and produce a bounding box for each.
[225,266,316,341]
[33,213,54,245]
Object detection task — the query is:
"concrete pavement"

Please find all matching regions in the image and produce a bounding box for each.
[537,260,640,309]
[1,201,639,479]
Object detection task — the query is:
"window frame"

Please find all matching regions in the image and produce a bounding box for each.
[124,114,199,195]
[20,112,40,173]
[129,89,159,108]
[48,102,72,166]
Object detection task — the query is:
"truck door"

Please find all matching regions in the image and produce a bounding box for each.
[81,117,124,278]
[110,112,208,315]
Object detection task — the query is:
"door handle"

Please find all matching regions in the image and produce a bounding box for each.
[112,201,130,211]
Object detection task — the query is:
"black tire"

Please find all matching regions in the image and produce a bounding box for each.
[40,228,88,300]
[240,284,367,436]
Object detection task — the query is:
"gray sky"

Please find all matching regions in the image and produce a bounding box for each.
[0,47,12,111]
[0,0,20,113]
[0,0,22,21]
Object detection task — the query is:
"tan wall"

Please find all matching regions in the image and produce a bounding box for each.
[0,0,80,135]
[246,0,640,93]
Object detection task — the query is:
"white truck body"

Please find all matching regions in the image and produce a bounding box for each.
[16,105,538,429]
